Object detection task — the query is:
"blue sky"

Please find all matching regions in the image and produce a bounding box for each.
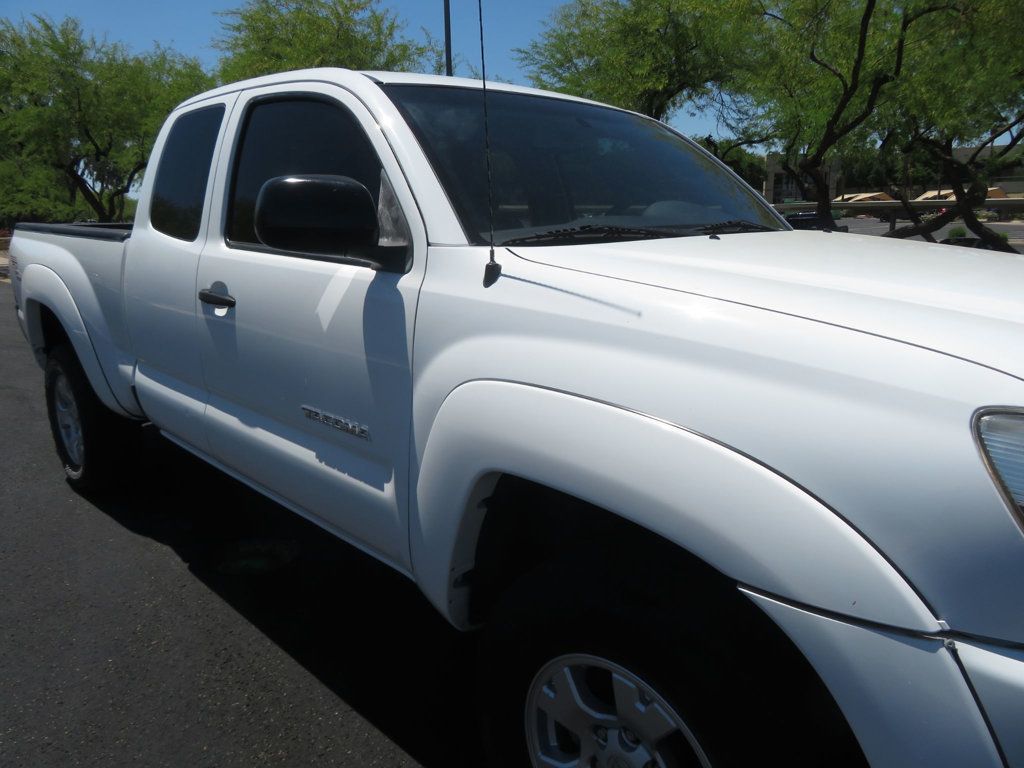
[0,0,717,135]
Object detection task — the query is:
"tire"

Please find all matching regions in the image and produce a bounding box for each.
[478,546,865,768]
[44,344,134,492]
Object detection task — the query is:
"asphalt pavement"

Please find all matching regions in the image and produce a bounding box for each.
[0,286,482,767]
[838,217,1024,246]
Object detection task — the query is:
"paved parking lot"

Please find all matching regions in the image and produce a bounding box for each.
[0,287,481,767]
[838,217,1024,246]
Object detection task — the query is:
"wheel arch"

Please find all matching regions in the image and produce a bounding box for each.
[411,379,940,633]
[20,264,131,417]
[464,473,743,626]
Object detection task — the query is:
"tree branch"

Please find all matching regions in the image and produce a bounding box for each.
[970,112,1024,162]
[883,205,958,239]
[951,176,1017,252]
[806,2,958,167]
[719,134,775,160]
[64,163,107,221]
[809,46,847,92]
[80,124,107,160]
[757,1,793,28]
[896,187,938,242]
[120,159,147,197]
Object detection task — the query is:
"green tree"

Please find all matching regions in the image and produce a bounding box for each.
[832,131,949,240]
[876,0,1024,251]
[0,16,211,223]
[516,0,748,121]
[697,137,766,189]
[216,0,439,83]
[731,1,964,225]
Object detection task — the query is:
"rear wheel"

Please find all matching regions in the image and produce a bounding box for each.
[479,547,864,768]
[44,344,135,491]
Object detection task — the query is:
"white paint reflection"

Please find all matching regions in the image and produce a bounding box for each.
[315,264,359,332]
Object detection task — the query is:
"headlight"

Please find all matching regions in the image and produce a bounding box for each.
[976,411,1024,522]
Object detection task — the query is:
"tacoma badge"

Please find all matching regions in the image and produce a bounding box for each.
[300,405,370,440]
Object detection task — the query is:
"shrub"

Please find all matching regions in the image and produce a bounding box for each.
[949,226,967,238]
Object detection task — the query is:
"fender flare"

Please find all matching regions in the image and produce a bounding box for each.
[20,263,132,417]
[412,380,939,632]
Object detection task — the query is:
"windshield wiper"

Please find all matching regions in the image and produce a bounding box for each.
[699,220,778,234]
[500,224,685,247]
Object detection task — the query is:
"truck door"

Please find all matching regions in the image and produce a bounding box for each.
[195,84,426,570]
[124,96,236,450]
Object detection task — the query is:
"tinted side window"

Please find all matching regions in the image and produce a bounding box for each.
[227,98,382,247]
[150,105,224,241]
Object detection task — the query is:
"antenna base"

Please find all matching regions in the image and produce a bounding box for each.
[483,259,502,288]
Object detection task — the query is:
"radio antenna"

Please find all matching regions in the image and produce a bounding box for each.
[477,0,501,288]
[443,0,453,76]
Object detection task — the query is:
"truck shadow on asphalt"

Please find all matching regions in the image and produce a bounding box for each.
[83,425,484,768]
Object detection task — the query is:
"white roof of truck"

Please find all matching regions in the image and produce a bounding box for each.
[176,67,605,112]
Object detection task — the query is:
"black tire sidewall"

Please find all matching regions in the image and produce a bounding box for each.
[478,552,857,768]
[44,345,112,489]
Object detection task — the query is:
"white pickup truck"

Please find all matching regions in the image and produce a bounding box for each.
[10,68,1024,767]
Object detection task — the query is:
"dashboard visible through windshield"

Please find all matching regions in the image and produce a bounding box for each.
[384,84,786,246]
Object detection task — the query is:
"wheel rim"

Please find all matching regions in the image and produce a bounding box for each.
[525,653,712,768]
[53,373,84,468]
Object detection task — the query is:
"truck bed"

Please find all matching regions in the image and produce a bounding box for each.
[14,222,133,242]
[10,220,139,418]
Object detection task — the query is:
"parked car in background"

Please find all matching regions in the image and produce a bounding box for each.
[784,210,849,231]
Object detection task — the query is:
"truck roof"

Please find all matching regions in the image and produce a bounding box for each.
[175,67,606,113]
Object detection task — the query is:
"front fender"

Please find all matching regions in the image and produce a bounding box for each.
[412,380,939,632]
[20,263,132,417]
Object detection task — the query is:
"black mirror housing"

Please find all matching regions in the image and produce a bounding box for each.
[254,174,379,257]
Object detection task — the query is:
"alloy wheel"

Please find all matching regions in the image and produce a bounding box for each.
[525,653,712,768]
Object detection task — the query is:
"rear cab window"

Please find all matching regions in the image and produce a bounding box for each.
[150,105,225,241]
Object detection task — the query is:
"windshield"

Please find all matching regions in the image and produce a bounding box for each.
[384,84,786,246]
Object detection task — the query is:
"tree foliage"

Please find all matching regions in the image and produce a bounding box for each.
[0,16,211,223]
[519,0,955,218]
[696,137,766,189]
[3,1,1022,238]
[731,1,965,223]
[0,2,444,226]
[516,0,749,120]
[875,0,1024,249]
[216,0,440,82]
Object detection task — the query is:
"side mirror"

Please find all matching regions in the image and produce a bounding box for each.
[254,174,379,258]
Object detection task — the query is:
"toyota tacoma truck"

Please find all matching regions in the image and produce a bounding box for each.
[9,69,1024,767]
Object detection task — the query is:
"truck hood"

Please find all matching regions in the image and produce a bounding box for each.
[512,230,1024,380]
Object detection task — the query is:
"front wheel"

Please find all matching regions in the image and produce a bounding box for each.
[523,652,712,768]
[44,344,135,491]
[478,548,864,768]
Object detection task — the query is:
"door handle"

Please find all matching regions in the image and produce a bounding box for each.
[198,288,236,308]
